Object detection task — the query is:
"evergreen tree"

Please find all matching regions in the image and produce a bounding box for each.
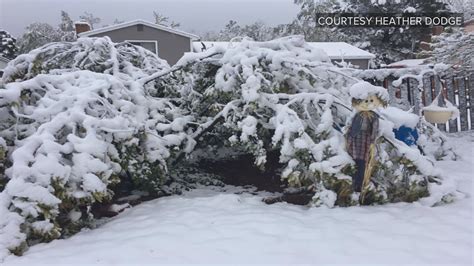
[0,30,18,59]
[334,0,449,65]
[79,12,101,29]
[293,0,344,42]
[0,37,174,255]
[17,23,63,53]
[445,0,474,20]
[0,36,459,259]
[59,11,74,32]
[59,11,76,42]
[153,36,449,208]
[293,0,449,65]
[153,11,180,28]
[17,11,78,53]
[424,27,474,74]
[207,20,295,41]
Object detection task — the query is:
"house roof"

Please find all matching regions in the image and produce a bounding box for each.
[386,59,426,68]
[74,21,91,26]
[78,19,200,40]
[192,41,375,60]
[306,42,375,60]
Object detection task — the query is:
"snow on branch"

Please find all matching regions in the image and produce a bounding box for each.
[155,36,458,209]
[2,36,169,84]
[0,36,462,260]
[0,37,189,259]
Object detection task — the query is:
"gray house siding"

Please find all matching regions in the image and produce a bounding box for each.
[87,24,191,65]
[0,57,9,77]
[0,60,8,70]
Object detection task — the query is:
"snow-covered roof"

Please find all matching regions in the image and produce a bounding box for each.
[74,21,91,26]
[192,41,375,60]
[387,59,426,68]
[307,42,375,60]
[78,19,199,40]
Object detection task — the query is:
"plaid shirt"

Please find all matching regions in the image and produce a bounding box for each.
[346,111,379,160]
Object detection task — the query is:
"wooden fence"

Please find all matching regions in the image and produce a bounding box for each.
[381,73,473,132]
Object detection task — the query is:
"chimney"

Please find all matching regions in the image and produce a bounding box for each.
[75,21,91,35]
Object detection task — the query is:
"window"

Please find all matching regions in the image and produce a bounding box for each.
[125,40,158,55]
[137,24,144,32]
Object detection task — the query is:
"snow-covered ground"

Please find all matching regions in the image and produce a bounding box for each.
[3,133,473,266]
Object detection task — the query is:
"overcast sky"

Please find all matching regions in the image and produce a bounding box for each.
[0,0,300,37]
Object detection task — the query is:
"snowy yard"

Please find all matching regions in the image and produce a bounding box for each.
[3,132,472,266]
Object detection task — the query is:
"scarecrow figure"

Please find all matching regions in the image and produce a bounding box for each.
[346,82,388,193]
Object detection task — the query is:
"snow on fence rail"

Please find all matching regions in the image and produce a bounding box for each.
[382,73,473,133]
[352,67,472,133]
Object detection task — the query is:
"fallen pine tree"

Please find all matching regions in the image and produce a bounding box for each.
[0,36,462,260]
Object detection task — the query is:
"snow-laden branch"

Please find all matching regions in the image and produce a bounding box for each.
[138,48,224,86]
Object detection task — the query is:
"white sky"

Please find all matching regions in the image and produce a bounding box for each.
[0,0,300,38]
